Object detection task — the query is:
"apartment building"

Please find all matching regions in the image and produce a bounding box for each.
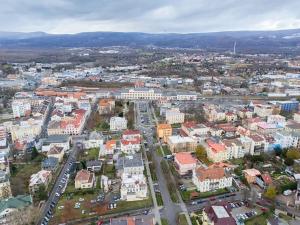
[12,99,31,118]
[174,152,197,175]
[247,134,268,155]
[120,173,148,201]
[98,99,115,115]
[157,124,172,143]
[117,154,144,177]
[165,109,185,124]
[181,121,209,141]
[192,166,233,192]
[110,117,127,131]
[167,135,197,153]
[205,139,227,163]
[253,104,273,118]
[118,88,162,100]
[11,118,43,142]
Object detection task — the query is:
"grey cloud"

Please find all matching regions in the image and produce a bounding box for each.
[1,0,300,33]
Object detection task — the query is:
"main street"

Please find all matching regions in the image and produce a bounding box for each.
[134,101,162,225]
[135,100,192,225]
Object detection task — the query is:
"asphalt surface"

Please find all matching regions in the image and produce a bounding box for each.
[135,101,162,225]
[135,100,189,225]
[39,136,86,225]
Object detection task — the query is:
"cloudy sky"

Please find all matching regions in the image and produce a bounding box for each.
[1,0,300,34]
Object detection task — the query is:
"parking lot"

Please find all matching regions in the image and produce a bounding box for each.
[231,202,260,224]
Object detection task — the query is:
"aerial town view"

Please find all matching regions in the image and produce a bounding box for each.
[1,1,300,225]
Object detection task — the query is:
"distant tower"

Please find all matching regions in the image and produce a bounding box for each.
[233,41,237,55]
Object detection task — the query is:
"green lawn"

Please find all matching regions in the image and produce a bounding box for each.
[156,193,164,206]
[180,190,191,202]
[109,197,153,214]
[245,214,268,225]
[178,214,189,225]
[162,145,172,155]
[103,164,116,179]
[149,163,158,181]
[156,147,164,157]
[10,162,41,195]
[79,148,99,161]
[161,218,169,225]
[198,188,228,198]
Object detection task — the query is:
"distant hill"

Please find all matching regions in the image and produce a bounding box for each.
[0,31,49,40]
[1,29,300,53]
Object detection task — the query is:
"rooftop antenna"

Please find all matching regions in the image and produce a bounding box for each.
[233,41,237,55]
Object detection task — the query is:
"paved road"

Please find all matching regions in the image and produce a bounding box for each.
[149,103,192,225]
[135,101,161,225]
[39,143,79,224]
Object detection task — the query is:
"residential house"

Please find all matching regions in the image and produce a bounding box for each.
[83,131,103,149]
[75,169,95,189]
[117,154,144,177]
[225,112,237,122]
[120,173,147,201]
[243,168,261,184]
[98,99,115,115]
[247,134,268,155]
[42,157,59,172]
[254,104,273,118]
[87,160,102,172]
[99,140,117,156]
[47,146,64,163]
[174,152,197,175]
[201,203,236,225]
[181,121,209,142]
[121,139,140,154]
[29,170,52,193]
[110,215,155,225]
[42,135,71,152]
[256,172,273,189]
[223,138,246,159]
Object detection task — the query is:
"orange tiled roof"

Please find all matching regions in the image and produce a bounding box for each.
[175,152,197,165]
[195,167,225,181]
[157,123,172,130]
[206,139,225,153]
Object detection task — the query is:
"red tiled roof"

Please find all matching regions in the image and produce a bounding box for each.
[121,138,141,145]
[195,167,225,181]
[75,169,93,183]
[248,134,264,142]
[48,146,64,155]
[175,152,197,165]
[123,130,140,136]
[206,139,225,153]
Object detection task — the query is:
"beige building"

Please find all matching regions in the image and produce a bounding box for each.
[165,109,184,124]
[75,170,95,189]
[47,146,65,163]
[157,124,172,143]
[167,135,197,153]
